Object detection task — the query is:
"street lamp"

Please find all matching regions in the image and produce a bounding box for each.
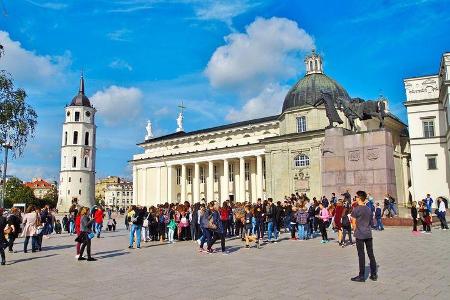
[1,141,13,208]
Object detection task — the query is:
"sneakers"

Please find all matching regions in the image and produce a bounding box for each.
[87,257,97,261]
[350,276,365,282]
[196,239,201,245]
[369,274,378,281]
[128,246,133,249]
[320,240,326,244]
[78,257,86,261]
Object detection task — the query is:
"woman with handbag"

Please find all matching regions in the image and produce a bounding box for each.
[0,208,8,265]
[22,205,39,253]
[75,207,97,261]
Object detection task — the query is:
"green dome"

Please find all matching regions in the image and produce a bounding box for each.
[282,72,349,113]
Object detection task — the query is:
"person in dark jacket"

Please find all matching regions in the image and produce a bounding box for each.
[128,205,144,249]
[75,207,96,261]
[207,202,228,254]
[411,201,418,232]
[374,203,383,230]
[7,207,21,253]
[0,208,7,265]
[265,198,278,243]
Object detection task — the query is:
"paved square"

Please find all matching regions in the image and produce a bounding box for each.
[1,220,449,300]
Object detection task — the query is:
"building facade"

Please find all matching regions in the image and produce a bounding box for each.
[95,176,121,200]
[104,181,133,209]
[58,76,97,212]
[132,52,410,207]
[24,178,56,199]
[404,52,450,204]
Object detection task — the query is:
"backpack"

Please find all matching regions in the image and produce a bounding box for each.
[341,215,350,228]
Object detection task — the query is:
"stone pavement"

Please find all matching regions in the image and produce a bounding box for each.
[1,220,449,300]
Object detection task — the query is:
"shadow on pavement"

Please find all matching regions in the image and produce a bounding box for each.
[8,254,59,265]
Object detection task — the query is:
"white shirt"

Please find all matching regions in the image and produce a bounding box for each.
[439,201,446,212]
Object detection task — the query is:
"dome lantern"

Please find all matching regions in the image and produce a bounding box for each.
[304,50,323,75]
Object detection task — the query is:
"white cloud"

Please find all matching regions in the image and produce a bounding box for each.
[226,83,288,122]
[8,163,59,182]
[25,0,68,10]
[109,59,133,71]
[205,17,314,93]
[194,0,257,26]
[90,86,143,126]
[0,31,71,91]
[154,106,170,116]
[107,29,133,42]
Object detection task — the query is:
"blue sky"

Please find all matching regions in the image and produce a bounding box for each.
[0,0,449,182]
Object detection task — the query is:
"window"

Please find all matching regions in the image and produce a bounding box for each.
[73,131,78,144]
[229,163,234,182]
[245,163,250,181]
[68,190,70,195]
[214,166,218,183]
[64,132,67,145]
[294,154,310,167]
[79,178,82,183]
[79,189,81,195]
[68,177,71,182]
[427,155,437,170]
[84,157,88,168]
[423,120,435,138]
[75,111,80,121]
[297,116,307,133]
[187,168,192,184]
[200,167,205,184]
[85,132,89,146]
[176,167,181,185]
[72,156,77,168]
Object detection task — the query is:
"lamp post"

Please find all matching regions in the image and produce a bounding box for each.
[1,142,13,208]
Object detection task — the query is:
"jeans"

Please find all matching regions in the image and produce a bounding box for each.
[168,228,175,242]
[304,223,310,239]
[200,228,211,249]
[95,222,103,237]
[254,223,263,240]
[356,238,377,277]
[142,226,149,241]
[69,221,75,234]
[129,224,142,248]
[375,218,384,230]
[208,231,225,252]
[438,212,449,229]
[267,221,278,241]
[24,236,38,252]
[297,224,306,240]
[342,228,352,244]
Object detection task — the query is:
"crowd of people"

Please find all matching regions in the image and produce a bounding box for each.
[121,191,393,255]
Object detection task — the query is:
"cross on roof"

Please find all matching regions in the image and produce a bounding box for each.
[178,100,186,114]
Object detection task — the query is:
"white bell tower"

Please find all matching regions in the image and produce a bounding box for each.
[58,75,96,212]
[304,50,323,75]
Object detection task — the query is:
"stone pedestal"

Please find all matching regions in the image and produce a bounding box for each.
[321,128,396,201]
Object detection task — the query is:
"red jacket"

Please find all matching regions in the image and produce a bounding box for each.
[75,215,81,234]
[94,209,104,223]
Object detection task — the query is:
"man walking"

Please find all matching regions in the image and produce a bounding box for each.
[351,190,377,282]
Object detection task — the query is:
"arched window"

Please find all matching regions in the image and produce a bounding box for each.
[72,156,77,168]
[85,132,89,146]
[73,131,78,144]
[315,59,318,71]
[84,156,88,168]
[294,154,310,167]
[64,132,68,145]
[309,61,313,71]
[296,116,306,133]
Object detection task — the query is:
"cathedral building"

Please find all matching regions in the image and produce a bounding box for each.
[131,52,410,206]
[58,76,97,212]
[404,52,450,204]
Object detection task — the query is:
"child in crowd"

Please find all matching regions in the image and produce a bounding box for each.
[295,206,309,240]
[167,218,177,244]
[375,202,384,231]
[107,219,114,231]
[55,220,62,234]
[341,209,353,247]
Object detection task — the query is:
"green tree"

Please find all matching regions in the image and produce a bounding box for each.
[42,185,58,208]
[3,176,36,208]
[0,44,38,157]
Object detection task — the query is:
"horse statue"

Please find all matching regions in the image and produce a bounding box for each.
[337,96,386,131]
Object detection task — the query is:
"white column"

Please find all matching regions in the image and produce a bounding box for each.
[256,155,263,200]
[167,166,173,203]
[239,157,246,202]
[221,159,229,203]
[193,162,200,204]
[250,160,257,203]
[156,167,161,206]
[207,161,214,202]
[181,164,186,203]
[132,166,137,205]
[142,168,147,206]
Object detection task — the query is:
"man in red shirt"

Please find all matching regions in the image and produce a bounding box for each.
[94,207,104,238]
